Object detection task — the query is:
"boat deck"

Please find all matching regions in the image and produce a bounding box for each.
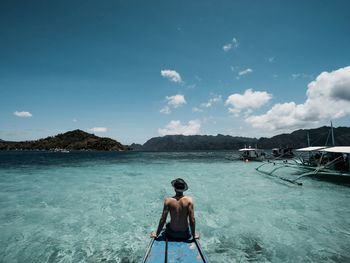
[143,236,208,263]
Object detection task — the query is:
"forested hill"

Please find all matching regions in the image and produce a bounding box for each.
[142,134,258,151]
[140,126,350,151]
[0,130,126,151]
[257,126,350,149]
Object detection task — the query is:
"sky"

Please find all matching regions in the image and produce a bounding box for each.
[1,0,350,144]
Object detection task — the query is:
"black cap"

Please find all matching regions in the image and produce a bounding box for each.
[171,178,188,192]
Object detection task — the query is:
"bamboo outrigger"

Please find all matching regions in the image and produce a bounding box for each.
[256,146,350,185]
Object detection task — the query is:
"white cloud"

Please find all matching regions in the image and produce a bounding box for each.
[232,38,239,48]
[160,94,187,114]
[73,118,78,122]
[268,57,275,63]
[165,94,186,108]
[222,43,233,52]
[228,108,241,117]
[244,109,254,118]
[191,94,222,113]
[292,73,313,80]
[226,89,272,115]
[14,111,32,118]
[223,37,239,52]
[158,120,201,136]
[89,127,107,133]
[201,95,222,108]
[238,68,253,76]
[160,69,182,83]
[160,106,171,114]
[246,66,350,130]
[192,107,203,113]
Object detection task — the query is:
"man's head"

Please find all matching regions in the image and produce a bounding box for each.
[171,178,188,193]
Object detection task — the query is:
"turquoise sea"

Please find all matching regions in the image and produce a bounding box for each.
[1,151,350,263]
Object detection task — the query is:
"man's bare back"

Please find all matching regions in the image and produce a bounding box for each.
[151,178,199,239]
[166,195,193,232]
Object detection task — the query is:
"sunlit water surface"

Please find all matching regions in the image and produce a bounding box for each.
[0,151,350,263]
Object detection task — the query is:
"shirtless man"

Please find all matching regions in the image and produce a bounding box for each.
[151,178,199,240]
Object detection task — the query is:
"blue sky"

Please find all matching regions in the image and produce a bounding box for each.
[1,0,350,144]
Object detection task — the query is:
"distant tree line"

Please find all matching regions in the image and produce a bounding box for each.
[1,126,349,152]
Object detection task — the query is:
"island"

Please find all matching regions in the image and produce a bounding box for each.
[0,129,126,151]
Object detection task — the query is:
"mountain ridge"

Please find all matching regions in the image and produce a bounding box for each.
[139,126,350,151]
[1,126,349,151]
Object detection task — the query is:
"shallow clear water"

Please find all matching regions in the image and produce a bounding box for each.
[0,151,350,263]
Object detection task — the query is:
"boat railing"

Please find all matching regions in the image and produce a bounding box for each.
[320,155,347,171]
[194,239,209,263]
[142,238,155,263]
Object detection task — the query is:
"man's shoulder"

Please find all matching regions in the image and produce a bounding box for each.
[164,197,172,203]
[183,195,193,203]
[164,197,176,203]
[165,196,193,202]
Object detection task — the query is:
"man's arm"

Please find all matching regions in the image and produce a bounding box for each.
[188,200,199,239]
[151,199,169,237]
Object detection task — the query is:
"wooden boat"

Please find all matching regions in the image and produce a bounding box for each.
[294,146,327,168]
[238,147,266,162]
[272,147,294,159]
[256,123,350,185]
[300,146,350,180]
[143,236,209,263]
[255,146,350,185]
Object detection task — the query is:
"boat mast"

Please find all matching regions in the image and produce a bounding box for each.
[331,121,335,146]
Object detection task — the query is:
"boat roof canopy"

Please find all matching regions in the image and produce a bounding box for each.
[320,147,350,154]
[239,148,257,151]
[295,146,326,152]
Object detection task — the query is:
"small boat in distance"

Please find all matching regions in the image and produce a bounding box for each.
[51,148,70,153]
[272,147,294,159]
[239,146,266,162]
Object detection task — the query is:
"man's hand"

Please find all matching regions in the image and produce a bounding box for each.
[194,233,200,239]
[150,231,157,238]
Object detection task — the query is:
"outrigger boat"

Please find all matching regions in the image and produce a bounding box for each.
[256,122,350,184]
[238,146,266,162]
[272,147,294,159]
[143,235,209,263]
[256,146,350,185]
[293,146,327,168]
[300,146,350,178]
